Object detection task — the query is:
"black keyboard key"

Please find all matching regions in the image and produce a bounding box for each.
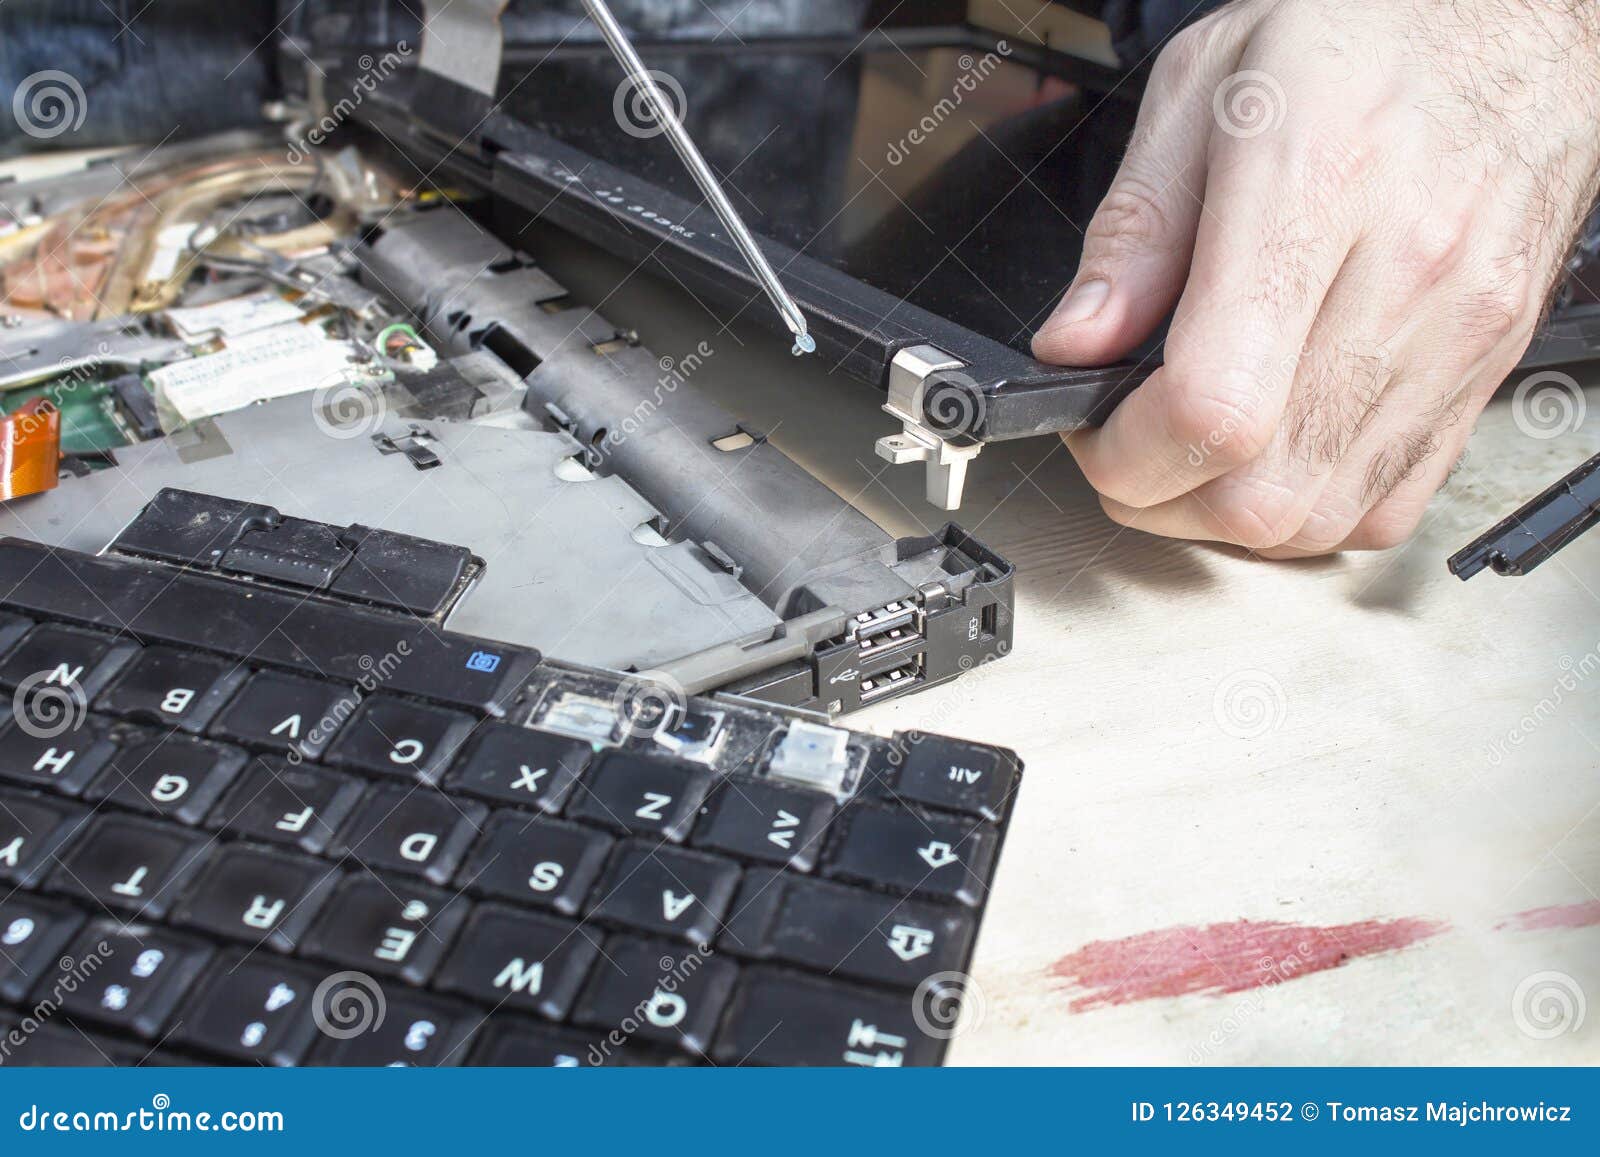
[171,954,329,1065]
[300,874,468,985]
[325,694,475,783]
[711,968,944,1067]
[47,921,214,1040]
[722,869,976,988]
[48,813,211,919]
[208,670,353,760]
[95,646,248,732]
[0,893,85,1002]
[572,935,737,1055]
[0,1022,141,1066]
[455,812,612,916]
[85,732,247,824]
[206,759,366,854]
[824,804,997,907]
[0,610,33,658]
[306,986,477,1066]
[692,777,834,870]
[171,845,340,952]
[587,841,740,944]
[330,785,487,885]
[881,738,1019,821]
[0,624,136,698]
[0,540,538,715]
[565,751,711,841]
[0,790,86,887]
[434,904,601,1020]
[0,714,117,795]
[445,723,590,813]
[468,1018,681,1066]
[325,525,472,616]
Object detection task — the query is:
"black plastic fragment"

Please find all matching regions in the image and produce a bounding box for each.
[1449,452,1600,579]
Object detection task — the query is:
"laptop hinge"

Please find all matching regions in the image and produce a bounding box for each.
[875,345,984,511]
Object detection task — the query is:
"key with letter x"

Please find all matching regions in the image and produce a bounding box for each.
[445,723,591,813]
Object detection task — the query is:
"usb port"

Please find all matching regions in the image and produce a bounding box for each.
[860,656,924,701]
[851,601,922,657]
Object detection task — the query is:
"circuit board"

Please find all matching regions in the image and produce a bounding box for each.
[0,378,129,458]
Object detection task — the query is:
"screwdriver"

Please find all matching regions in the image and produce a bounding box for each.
[580,0,815,356]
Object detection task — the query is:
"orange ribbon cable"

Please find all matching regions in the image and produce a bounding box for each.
[0,398,63,500]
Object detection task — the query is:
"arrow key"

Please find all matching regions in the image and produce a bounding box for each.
[721,869,975,989]
[585,841,740,943]
[711,968,944,1067]
[822,803,996,906]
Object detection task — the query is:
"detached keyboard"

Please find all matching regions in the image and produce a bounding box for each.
[0,532,1021,1067]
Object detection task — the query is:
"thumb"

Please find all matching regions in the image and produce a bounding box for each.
[1033,14,1251,366]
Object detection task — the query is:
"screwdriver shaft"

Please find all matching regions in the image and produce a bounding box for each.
[580,0,814,355]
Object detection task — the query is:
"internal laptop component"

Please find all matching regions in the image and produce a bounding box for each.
[0,138,1014,716]
[0,135,418,474]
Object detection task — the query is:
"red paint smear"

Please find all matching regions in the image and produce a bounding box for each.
[1497,901,1600,933]
[1048,917,1446,1012]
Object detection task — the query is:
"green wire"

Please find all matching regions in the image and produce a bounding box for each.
[374,322,421,352]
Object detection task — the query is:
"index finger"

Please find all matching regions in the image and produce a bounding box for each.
[1068,77,1361,509]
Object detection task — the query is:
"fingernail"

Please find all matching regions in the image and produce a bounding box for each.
[1046,278,1110,329]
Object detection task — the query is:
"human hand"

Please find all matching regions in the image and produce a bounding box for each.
[1033,0,1600,555]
